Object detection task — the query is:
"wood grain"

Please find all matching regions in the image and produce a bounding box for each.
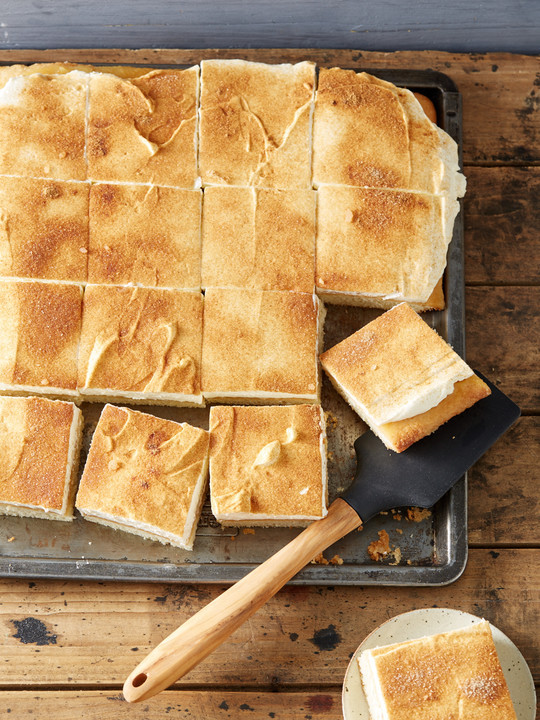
[464,167,540,285]
[469,417,540,545]
[1,689,343,719]
[1,550,537,688]
[466,286,539,412]
[1,0,539,54]
[0,49,537,165]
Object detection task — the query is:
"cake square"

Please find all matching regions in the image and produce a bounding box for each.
[0,280,82,398]
[87,67,199,188]
[312,68,466,197]
[88,183,201,289]
[316,186,459,307]
[78,285,204,406]
[76,404,209,549]
[358,620,517,719]
[0,176,89,283]
[209,404,327,526]
[202,288,323,403]
[199,59,315,188]
[201,187,315,292]
[320,303,490,452]
[0,396,83,521]
[0,71,88,180]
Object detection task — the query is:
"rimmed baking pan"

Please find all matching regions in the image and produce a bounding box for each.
[0,65,467,585]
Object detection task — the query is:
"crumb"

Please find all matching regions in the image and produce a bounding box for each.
[327,451,335,461]
[7,536,15,542]
[357,525,364,532]
[242,528,255,535]
[379,510,389,516]
[406,559,413,565]
[324,411,339,430]
[391,510,402,521]
[407,507,432,522]
[311,552,329,565]
[329,554,343,565]
[367,529,391,561]
[389,547,402,566]
[396,528,403,535]
[230,536,236,541]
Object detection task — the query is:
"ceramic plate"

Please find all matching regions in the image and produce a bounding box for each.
[342,607,536,720]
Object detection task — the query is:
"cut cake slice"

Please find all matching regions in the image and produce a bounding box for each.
[76,404,209,550]
[0,395,83,521]
[209,404,327,526]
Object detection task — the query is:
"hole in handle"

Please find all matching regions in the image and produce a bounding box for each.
[132,673,147,688]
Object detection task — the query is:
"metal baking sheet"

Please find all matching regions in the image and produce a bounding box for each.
[0,66,467,585]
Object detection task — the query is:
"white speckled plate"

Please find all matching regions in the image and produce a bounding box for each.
[342,608,536,720]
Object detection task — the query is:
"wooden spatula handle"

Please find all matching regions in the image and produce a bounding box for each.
[123,498,362,703]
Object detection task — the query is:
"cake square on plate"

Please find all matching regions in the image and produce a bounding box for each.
[315,186,458,308]
[87,67,199,188]
[0,280,82,398]
[76,404,209,550]
[202,288,323,403]
[201,187,315,292]
[209,404,327,526]
[78,285,204,406]
[0,176,89,283]
[312,68,466,197]
[199,59,315,188]
[358,620,517,719]
[0,396,83,521]
[320,303,490,452]
[88,184,201,289]
[0,71,88,180]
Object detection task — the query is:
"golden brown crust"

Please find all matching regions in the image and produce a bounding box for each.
[381,374,491,452]
[361,621,517,719]
[87,67,199,187]
[0,396,80,515]
[0,177,89,283]
[199,60,315,188]
[201,187,315,292]
[78,285,203,401]
[316,187,448,304]
[0,280,82,393]
[0,71,87,180]
[209,404,326,522]
[313,69,464,196]
[89,184,201,288]
[202,289,321,401]
[314,68,410,189]
[76,404,209,546]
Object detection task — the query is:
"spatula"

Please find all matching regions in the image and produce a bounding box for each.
[123,374,520,703]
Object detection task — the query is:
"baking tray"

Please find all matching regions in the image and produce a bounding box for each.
[0,66,466,585]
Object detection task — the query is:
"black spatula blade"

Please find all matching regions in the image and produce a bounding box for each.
[341,374,520,522]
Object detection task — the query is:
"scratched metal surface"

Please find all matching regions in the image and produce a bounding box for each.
[0,68,467,585]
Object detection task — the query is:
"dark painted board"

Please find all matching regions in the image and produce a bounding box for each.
[0,0,539,54]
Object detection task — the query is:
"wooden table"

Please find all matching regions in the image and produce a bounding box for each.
[0,49,538,719]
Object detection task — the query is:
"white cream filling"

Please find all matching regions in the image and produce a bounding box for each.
[78,507,194,549]
[0,383,78,398]
[203,390,317,401]
[333,362,473,426]
[359,651,390,720]
[1,500,64,515]
[79,387,204,405]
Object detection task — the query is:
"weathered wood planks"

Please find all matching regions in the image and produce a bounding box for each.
[0,550,537,688]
